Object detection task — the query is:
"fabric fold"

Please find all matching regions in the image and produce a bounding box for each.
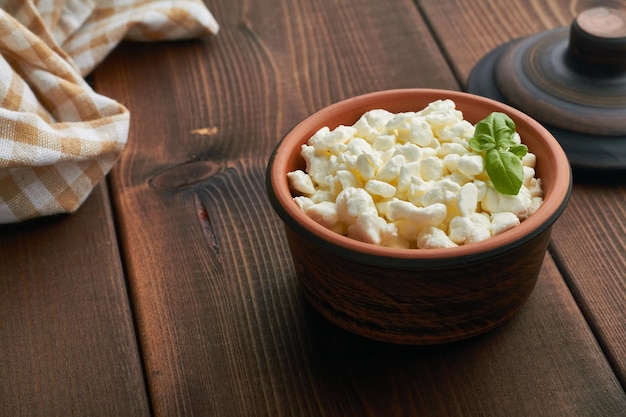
[0,0,218,223]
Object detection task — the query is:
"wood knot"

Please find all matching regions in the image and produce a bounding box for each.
[149,160,225,189]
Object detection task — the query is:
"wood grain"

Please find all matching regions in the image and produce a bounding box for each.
[0,183,150,417]
[421,0,626,388]
[94,0,458,415]
[0,0,623,415]
[88,0,626,415]
[552,180,626,386]
[419,0,575,85]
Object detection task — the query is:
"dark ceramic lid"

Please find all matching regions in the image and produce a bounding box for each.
[467,7,626,170]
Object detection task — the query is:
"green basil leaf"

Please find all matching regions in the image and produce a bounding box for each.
[469,133,496,152]
[509,144,528,159]
[485,148,524,195]
[477,112,516,148]
[470,112,528,195]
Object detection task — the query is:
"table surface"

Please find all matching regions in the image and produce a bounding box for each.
[2,1,626,416]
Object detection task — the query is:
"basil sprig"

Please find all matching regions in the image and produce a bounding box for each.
[469,112,527,195]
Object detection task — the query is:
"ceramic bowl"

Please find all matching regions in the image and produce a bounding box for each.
[266,89,571,345]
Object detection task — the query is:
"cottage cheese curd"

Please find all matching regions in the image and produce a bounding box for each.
[287,100,543,249]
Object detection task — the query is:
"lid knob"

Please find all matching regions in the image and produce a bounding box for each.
[567,7,626,72]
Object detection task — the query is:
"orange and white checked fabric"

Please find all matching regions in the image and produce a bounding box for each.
[0,1,218,223]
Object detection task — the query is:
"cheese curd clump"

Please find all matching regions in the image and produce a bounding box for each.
[287,100,543,249]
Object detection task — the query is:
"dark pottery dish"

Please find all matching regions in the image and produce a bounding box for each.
[267,89,572,345]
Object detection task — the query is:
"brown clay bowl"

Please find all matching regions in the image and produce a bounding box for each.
[266,89,572,345]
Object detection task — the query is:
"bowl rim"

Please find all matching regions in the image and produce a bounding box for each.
[267,88,572,266]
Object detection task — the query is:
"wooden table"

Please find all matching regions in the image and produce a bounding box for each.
[2,1,625,415]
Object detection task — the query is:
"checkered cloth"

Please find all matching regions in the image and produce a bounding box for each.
[0,1,218,224]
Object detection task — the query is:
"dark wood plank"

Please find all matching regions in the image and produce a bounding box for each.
[420,0,626,387]
[418,0,574,84]
[0,183,150,417]
[552,179,626,385]
[92,0,626,415]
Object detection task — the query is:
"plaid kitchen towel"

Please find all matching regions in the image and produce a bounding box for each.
[0,0,218,223]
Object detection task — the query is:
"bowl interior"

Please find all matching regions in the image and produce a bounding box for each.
[269,89,571,260]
